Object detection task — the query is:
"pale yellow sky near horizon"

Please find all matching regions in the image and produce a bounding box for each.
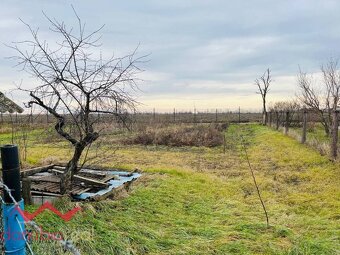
[138,93,295,113]
[136,73,298,112]
[0,73,299,113]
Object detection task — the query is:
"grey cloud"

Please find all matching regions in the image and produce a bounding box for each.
[1,0,340,110]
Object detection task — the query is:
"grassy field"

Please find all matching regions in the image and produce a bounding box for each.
[0,124,339,254]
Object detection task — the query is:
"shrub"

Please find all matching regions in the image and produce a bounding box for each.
[124,124,225,147]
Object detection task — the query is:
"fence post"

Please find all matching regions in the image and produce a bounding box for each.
[238,107,241,124]
[1,145,26,255]
[22,178,33,205]
[269,111,272,127]
[301,109,307,144]
[275,111,279,130]
[331,109,339,160]
[284,111,289,135]
[173,108,176,122]
[215,109,218,123]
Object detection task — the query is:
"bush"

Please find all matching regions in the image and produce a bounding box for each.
[124,124,225,147]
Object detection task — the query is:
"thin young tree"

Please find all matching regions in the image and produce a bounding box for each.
[255,68,272,125]
[11,10,144,194]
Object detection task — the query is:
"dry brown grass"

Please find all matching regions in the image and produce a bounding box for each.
[123,124,226,147]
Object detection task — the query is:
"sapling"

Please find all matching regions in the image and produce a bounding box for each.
[240,133,270,227]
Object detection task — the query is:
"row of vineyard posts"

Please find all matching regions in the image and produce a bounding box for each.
[264,109,339,160]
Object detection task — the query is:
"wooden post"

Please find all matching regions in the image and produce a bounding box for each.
[238,107,241,124]
[173,108,176,122]
[153,108,156,121]
[331,109,339,160]
[269,111,272,127]
[301,109,307,144]
[284,111,289,135]
[275,111,279,130]
[22,178,33,205]
[215,109,218,123]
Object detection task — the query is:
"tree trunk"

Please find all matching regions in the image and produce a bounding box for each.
[262,111,267,125]
[331,110,339,160]
[319,110,330,136]
[301,109,307,144]
[262,98,267,125]
[284,111,289,135]
[60,144,85,194]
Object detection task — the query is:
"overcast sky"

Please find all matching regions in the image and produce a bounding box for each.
[1,0,340,112]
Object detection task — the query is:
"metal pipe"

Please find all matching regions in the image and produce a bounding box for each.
[1,145,26,255]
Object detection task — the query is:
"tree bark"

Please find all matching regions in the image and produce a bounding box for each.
[60,144,85,194]
[331,110,339,160]
[284,111,289,135]
[262,111,267,125]
[301,109,307,144]
[262,98,267,125]
[60,132,99,194]
[320,110,330,137]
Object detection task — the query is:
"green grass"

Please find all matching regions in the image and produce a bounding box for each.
[1,124,339,254]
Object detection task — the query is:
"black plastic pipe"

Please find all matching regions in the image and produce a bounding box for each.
[1,144,22,203]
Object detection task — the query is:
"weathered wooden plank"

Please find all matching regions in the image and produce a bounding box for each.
[79,171,107,179]
[49,168,109,188]
[29,175,60,183]
[101,174,118,183]
[31,191,63,197]
[54,165,107,179]
[71,187,92,195]
[21,164,54,177]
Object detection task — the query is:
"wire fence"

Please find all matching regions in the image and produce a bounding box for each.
[0,108,263,126]
[0,181,81,255]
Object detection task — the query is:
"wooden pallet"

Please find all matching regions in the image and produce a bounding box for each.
[23,164,116,196]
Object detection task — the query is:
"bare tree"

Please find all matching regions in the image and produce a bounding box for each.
[297,60,340,136]
[255,68,272,125]
[322,60,340,116]
[11,10,144,194]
